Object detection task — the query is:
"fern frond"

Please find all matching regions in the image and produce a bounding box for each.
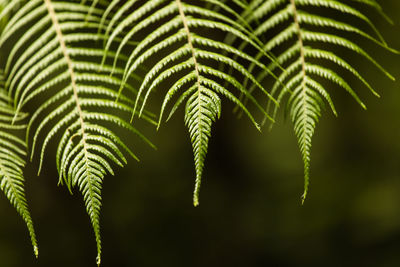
[0,70,38,258]
[247,0,395,202]
[0,0,154,264]
[104,0,276,206]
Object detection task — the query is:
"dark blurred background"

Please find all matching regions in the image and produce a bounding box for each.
[2,1,400,267]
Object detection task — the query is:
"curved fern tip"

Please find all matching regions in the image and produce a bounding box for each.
[193,181,201,207]
[301,193,307,205]
[193,198,199,207]
[34,246,39,258]
[302,173,309,205]
[96,254,101,266]
[193,172,202,207]
[301,188,308,206]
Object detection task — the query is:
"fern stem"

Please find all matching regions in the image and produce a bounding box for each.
[290,0,306,83]
[290,0,309,204]
[176,0,203,207]
[44,0,101,264]
[43,0,86,145]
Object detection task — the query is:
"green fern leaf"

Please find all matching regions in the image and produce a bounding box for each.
[103,0,276,206]
[247,0,395,202]
[0,0,154,264]
[0,70,38,258]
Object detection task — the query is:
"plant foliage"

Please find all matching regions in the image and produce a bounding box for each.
[101,0,277,206]
[0,0,154,264]
[0,0,396,265]
[0,70,38,257]
[243,0,396,202]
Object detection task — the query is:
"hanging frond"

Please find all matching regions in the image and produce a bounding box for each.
[102,0,277,206]
[0,0,397,263]
[245,0,396,202]
[0,70,38,258]
[0,0,155,264]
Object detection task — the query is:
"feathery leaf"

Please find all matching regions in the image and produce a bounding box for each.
[0,0,154,264]
[104,0,276,206]
[246,0,395,202]
[0,70,38,258]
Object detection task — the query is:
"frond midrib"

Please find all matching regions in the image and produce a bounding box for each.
[43,0,101,264]
[176,0,204,207]
[290,0,310,202]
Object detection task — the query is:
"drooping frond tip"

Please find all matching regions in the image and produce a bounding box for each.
[0,74,38,257]
[245,0,395,203]
[104,0,276,206]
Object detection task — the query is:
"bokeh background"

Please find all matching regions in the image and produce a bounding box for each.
[1,1,400,266]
